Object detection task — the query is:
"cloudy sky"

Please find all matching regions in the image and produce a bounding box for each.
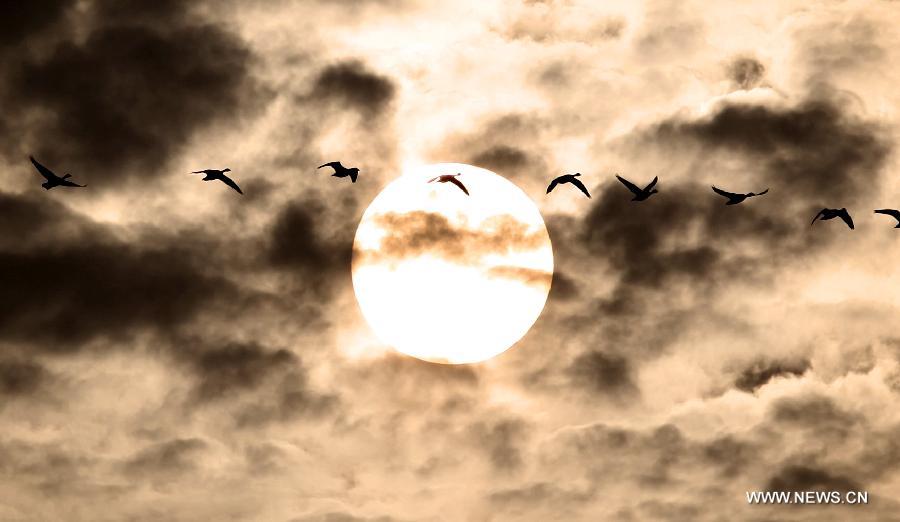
[2,0,900,520]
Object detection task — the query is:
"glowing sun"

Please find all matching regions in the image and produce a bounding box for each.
[352,163,553,364]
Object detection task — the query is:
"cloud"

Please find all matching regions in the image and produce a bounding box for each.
[356,210,546,265]
[485,265,552,288]
[0,359,49,397]
[765,465,861,493]
[733,358,810,392]
[568,350,638,398]
[307,60,396,118]
[122,437,208,478]
[727,56,766,90]
[647,93,891,205]
[0,193,241,352]
[0,0,263,184]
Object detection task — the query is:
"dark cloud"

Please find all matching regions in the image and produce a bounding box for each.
[0,359,48,396]
[308,60,396,118]
[467,418,530,472]
[0,0,71,47]
[485,266,552,288]
[765,465,861,493]
[568,350,638,398]
[122,438,207,478]
[267,199,354,285]
[181,341,297,402]
[649,94,891,205]
[233,370,340,428]
[734,358,810,392]
[1,0,262,184]
[727,56,766,90]
[356,211,546,265]
[0,192,256,356]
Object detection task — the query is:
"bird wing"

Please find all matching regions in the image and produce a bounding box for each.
[427,176,440,183]
[711,185,737,198]
[59,178,86,188]
[643,176,659,191]
[874,209,900,218]
[546,178,560,194]
[615,175,641,195]
[218,173,243,194]
[448,176,469,195]
[30,156,59,181]
[811,209,826,225]
[756,188,769,196]
[318,162,342,171]
[191,170,211,175]
[569,177,591,198]
[838,209,854,230]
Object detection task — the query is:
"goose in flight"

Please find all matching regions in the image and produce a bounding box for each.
[29,156,86,190]
[428,173,469,195]
[191,168,242,194]
[874,209,900,228]
[547,173,590,198]
[811,208,853,230]
[318,161,359,183]
[711,186,768,205]
[616,174,658,201]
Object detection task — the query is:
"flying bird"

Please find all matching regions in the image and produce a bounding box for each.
[616,174,658,201]
[547,173,590,198]
[811,208,854,230]
[428,173,469,195]
[318,161,359,183]
[874,209,900,228]
[711,186,769,205]
[191,168,242,195]
[29,156,86,190]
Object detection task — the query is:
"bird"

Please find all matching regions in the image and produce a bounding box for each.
[711,186,769,205]
[191,168,242,194]
[615,174,658,201]
[318,161,359,183]
[428,173,469,195]
[874,209,900,228]
[811,208,854,230]
[547,173,590,198]
[29,156,87,190]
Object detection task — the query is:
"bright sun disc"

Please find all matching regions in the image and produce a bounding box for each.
[351,163,553,364]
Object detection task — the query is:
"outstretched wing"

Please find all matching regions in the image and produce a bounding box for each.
[569,177,591,198]
[811,209,825,226]
[448,176,469,195]
[59,179,86,188]
[30,156,58,181]
[546,177,560,194]
[218,174,243,195]
[643,176,659,191]
[427,176,440,183]
[838,209,854,230]
[318,161,342,171]
[874,209,900,218]
[615,174,641,195]
[191,169,216,175]
[711,185,737,199]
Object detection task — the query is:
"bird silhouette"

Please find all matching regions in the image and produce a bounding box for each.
[29,156,86,190]
[874,209,900,228]
[191,168,242,194]
[428,173,469,195]
[811,208,854,230]
[318,161,359,183]
[547,173,590,198]
[616,174,658,201]
[711,186,769,205]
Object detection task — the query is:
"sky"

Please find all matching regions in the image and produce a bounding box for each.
[1,0,900,520]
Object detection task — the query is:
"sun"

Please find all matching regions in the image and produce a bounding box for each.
[352,163,553,364]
